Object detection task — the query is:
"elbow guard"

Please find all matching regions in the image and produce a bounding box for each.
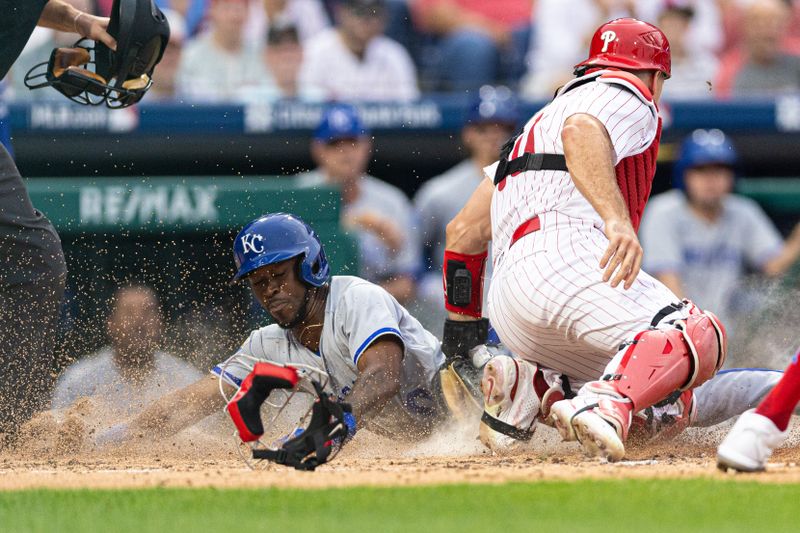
[443,249,487,318]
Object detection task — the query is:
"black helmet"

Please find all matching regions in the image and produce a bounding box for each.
[24,0,170,108]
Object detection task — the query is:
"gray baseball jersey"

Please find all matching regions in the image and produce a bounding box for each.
[640,190,782,323]
[212,276,445,426]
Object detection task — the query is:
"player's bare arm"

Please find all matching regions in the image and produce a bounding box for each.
[89,375,230,446]
[763,222,800,276]
[347,337,405,421]
[561,113,643,290]
[380,275,416,305]
[654,272,685,299]
[38,0,117,50]
[445,178,493,322]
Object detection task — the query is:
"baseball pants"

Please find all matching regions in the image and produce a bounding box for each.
[487,211,685,382]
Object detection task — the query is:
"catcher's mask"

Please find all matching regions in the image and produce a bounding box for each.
[24,0,170,108]
[219,355,352,472]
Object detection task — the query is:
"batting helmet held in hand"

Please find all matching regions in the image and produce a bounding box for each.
[672,129,738,190]
[232,213,330,286]
[24,0,170,108]
[574,18,671,78]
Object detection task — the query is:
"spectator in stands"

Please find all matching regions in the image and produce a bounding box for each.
[715,0,800,98]
[52,285,202,417]
[412,0,534,92]
[296,103,419,302]
[298,0,420,101]
[243,0,331,47]
[640,129,800,329]
[243,23,305,101]
[175,0,270,102]
[658,2,718,100]
[413,86,518,326]
[521,0,633,99]
[147,8,187,101]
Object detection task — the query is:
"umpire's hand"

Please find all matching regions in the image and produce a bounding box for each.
[600,218,643,290]
[74,12,117,50]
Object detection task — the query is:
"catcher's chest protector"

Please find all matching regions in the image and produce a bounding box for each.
[615,118,662,232]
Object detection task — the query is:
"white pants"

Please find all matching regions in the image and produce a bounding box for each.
[487,211,684,382]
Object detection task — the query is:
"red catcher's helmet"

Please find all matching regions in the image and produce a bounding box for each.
[574,18,671,78]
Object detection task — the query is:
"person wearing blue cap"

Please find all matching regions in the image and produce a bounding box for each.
[413,86,518,329]
[640,129,800,330]
[296,103,420,304]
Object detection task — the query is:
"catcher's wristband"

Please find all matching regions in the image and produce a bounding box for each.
[442,317,489,360]
[443,249,487,318]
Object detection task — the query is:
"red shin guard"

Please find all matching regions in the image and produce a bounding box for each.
[605,309,727,412]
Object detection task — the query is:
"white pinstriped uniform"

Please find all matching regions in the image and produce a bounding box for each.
[485,70,686,382]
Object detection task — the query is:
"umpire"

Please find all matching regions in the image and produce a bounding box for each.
[0,0,115,443]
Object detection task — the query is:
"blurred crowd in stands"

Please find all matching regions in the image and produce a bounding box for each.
[7,0,800,102]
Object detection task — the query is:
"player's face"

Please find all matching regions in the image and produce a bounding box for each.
[247,258,307,328]
[314,137,371,183]
[684,164,735,209]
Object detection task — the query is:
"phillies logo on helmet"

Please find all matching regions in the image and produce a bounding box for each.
[600,30,617,52]
[241,233,265,254]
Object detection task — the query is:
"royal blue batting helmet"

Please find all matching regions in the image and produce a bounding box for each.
[673,129,738,190]
[466,85,520,127]
[232,213,330,286]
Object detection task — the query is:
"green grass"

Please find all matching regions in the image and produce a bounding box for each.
[1,479,798,533]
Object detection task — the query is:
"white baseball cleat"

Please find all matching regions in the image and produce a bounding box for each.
[479,355,540,451]
[549,394,632,462]
[571,400,629,462]
[717,409,789,473]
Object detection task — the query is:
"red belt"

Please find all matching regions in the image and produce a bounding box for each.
[510,216,541,247]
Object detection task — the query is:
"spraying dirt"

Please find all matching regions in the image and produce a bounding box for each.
[4,409,800,491]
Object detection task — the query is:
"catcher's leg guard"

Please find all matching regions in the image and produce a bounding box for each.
[550,304,726,461]
[606,307,727,412]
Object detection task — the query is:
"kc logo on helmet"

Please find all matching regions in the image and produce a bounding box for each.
[600,30,617,53]
[241,233,265,254]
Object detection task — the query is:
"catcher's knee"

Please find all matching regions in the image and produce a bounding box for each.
[604,303,727,412]
[679,306,727,388]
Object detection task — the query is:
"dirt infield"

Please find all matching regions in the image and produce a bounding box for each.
[3,423,800,491]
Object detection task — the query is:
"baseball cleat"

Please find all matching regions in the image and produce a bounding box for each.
[550,394,632,461]
[549,399,581,442]
[717,409,789,473]
[629,389,696,444]
[572,404,627,462]
[479,355,540,451]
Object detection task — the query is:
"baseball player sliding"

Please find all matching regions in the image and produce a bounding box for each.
[442,18,726,461]
[91,213,447,461]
